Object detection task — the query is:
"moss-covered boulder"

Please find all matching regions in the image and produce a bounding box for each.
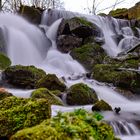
[92,100,112,111]
[109,2,140,20]
[19,5,43,24]
[0,53,11,70]
[70,43,107,70]
[11,109,118,140]
[31,88,64,105]
[0,88,12,100]
[2,65,46,89]
[36,74,66,92]
[92,64,140,93]
[66,83,98,105]
[0,96,51,137]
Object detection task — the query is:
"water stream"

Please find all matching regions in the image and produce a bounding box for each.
[0,10,140,139]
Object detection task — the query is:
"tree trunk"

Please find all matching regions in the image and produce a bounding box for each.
[0,0,2,11]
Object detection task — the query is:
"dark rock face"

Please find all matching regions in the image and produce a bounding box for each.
[2,65,46,89]
[66,83,98,105]
[19,5,43,24]
[57,35,82,53]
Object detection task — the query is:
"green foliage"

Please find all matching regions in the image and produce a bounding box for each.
[0,52,11,70]
[36,74,66,91]
[11,109,118,140]
[66,83,98,105]
[0,96,51,137]
[31,88,64,105]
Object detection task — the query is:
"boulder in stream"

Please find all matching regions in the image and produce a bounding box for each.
[66,83,98,105]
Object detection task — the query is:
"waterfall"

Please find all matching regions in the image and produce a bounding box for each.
[0,13,50,65]
[1,9,140,139]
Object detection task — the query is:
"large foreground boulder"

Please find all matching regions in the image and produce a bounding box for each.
[11,109,118,140]
[2,65,46,89]
[36,74,66,92]
[0,96,51,137]
[66,83,98,105]
[31,88,64,105]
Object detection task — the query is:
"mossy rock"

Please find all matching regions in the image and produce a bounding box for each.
[92,100,112,111]
[2,65,46,89]
[11,109,118,140]
[92,64,140,92]
[31,88,64,105]
[0,88,12,100]
[66,83,98,105]
[57,17,100,39]
[70,43,107,70]
[0,53,11,70]
[0,96,51,137]
[36,74,66,92]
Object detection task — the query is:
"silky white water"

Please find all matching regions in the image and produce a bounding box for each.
[0,10,140,139]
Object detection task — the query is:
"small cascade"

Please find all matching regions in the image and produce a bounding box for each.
[42,9,140,57]
[110,121,139,136]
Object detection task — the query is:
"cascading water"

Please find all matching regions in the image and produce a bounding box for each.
[0,9,140,139]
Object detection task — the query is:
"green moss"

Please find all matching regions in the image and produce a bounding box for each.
[70,43,106,70]
[31,88,64,105]
[92,100,112,111]
[11,109,119,140]
[0,52,11,70]
[72,17,94,27]
[0,96,51,137]
[36,74,66,92]
[3,65,46,89]
[109,8,128,18]
[92,64,140,90]
[66,83,98,105]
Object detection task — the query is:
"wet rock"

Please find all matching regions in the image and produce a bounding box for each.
[2,65,46,89]
[31,88,64,105]
[56,35,82,53]
[36,74,66,92]
[66,83,98,105]
[92,100,112,111]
